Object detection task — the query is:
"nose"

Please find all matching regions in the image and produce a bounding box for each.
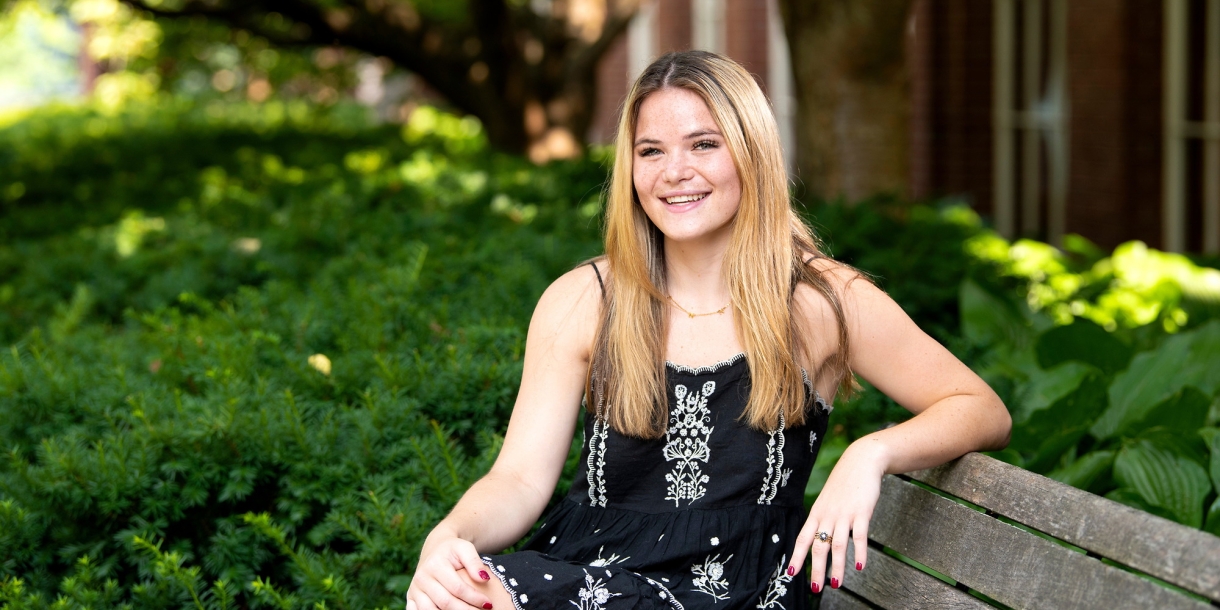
[662,151,693,184]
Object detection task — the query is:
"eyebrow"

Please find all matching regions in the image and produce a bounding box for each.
[634,129,723,147]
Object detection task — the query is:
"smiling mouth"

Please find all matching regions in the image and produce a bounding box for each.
[664,193,709,205]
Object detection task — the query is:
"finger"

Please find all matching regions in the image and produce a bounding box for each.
[420,577,481,610]
[828,520,851,590]
[407,591,438,610]
[453,545,492,584]
[436,568,492,610]
[788,519,818,576]
[852,516,869,572]
[807,526,831,593]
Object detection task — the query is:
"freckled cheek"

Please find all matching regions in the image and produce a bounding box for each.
[633,171,659,203]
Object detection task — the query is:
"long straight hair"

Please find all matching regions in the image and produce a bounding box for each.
[591,51,857,438]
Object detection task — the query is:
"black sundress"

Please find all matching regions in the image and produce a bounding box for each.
[481,353,831,610]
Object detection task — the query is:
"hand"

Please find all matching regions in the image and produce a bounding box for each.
[788,438,888,593]
[406,535,496,610]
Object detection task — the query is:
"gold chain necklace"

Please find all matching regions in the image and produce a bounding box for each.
[666,295,729,318]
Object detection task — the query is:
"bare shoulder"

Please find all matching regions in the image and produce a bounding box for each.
[792,256,880,327]
[537,259,605,309]
[526,258,606,363]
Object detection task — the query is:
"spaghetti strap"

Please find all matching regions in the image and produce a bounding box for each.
[803,254,822,265]
[588,261,605,297]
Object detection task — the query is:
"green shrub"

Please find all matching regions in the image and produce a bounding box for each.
[958,232,1220,533]
[0,99,601,608]
[6,94,1219,608]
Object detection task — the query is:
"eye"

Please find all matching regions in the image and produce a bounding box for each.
[637,147,661,157]
[693,139,719,151]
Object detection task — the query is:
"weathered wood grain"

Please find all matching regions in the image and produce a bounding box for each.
[840,543,995,609]
[907,453,1220,602]
[870,476,1212,610]
[819,588,876,610]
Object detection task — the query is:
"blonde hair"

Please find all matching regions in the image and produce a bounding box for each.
[591,50,857,438]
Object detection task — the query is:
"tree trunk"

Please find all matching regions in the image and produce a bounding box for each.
[117,0,639,159]
[778,0,912,201]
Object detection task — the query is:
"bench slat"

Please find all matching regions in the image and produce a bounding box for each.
[820,589,876,610]
[908,453,1220,602]
[870,475,1211,610]
[839,543,995,609]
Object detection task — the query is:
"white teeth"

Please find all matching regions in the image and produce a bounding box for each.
[665,194,707,204]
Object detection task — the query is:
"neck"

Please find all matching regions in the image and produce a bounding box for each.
[663,233,732,309]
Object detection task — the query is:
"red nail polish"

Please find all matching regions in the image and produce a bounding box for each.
[479,570,490,581]
[856,562,863,571]
[831,577,840,589]
[786,566,795,576]
[483,604,493,610]
[811,582,821,593]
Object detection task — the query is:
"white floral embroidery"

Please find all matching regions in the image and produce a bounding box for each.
[520,594,529,603]
[663,381,716,506]
[691,554,733,601]
[571,570,620,610]
[809,431,818,452]
[710,537,719,546]
[771,534,780,544]
[589,546,630,567]
[480,557,527,610]
[756,555,794,609]
[758,412,786,504]
[586,390,609,507]
[642,575,686,610]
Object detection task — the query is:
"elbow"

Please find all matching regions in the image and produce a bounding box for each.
[988,398,1013,451]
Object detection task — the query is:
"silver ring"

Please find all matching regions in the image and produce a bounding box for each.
[815,531,833,544]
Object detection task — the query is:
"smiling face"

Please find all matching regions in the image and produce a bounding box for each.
[632,87,742,249]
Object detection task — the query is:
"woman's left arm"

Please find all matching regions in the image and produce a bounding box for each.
[789,266,1012,592]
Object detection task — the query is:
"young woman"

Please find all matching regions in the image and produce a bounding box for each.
[405,51,1011,610]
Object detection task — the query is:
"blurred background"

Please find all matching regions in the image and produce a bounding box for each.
[6,0,1219,252]
[1,1,1219,609]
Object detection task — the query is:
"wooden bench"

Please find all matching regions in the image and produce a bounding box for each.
[820,452,1220,609]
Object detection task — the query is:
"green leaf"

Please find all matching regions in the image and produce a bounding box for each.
[1113,438,1212,527]
[1139,387,1211,435]
[1092,320,1220,439]
[983,448,1023,466]
[1104,488,1178,522]
[1012,361,1097,426]
[1024,426,1090,474]
[1008,362,1107,467]
[1048,450,1115,491]
[1034,319,1133,376]
[1206,497,1220,537]
[1200,427,1220,491]
[960,279,1031,348]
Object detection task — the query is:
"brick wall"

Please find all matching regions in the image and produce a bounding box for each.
[656,0,693,55]
[1123,1,1164,249]
[908,0,993,213]
[589,33,629,145]
[908,0,1168,250]
[725,0,770,92]
[588,0,773,144]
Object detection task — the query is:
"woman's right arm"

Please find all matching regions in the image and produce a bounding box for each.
[407,265,603,610]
